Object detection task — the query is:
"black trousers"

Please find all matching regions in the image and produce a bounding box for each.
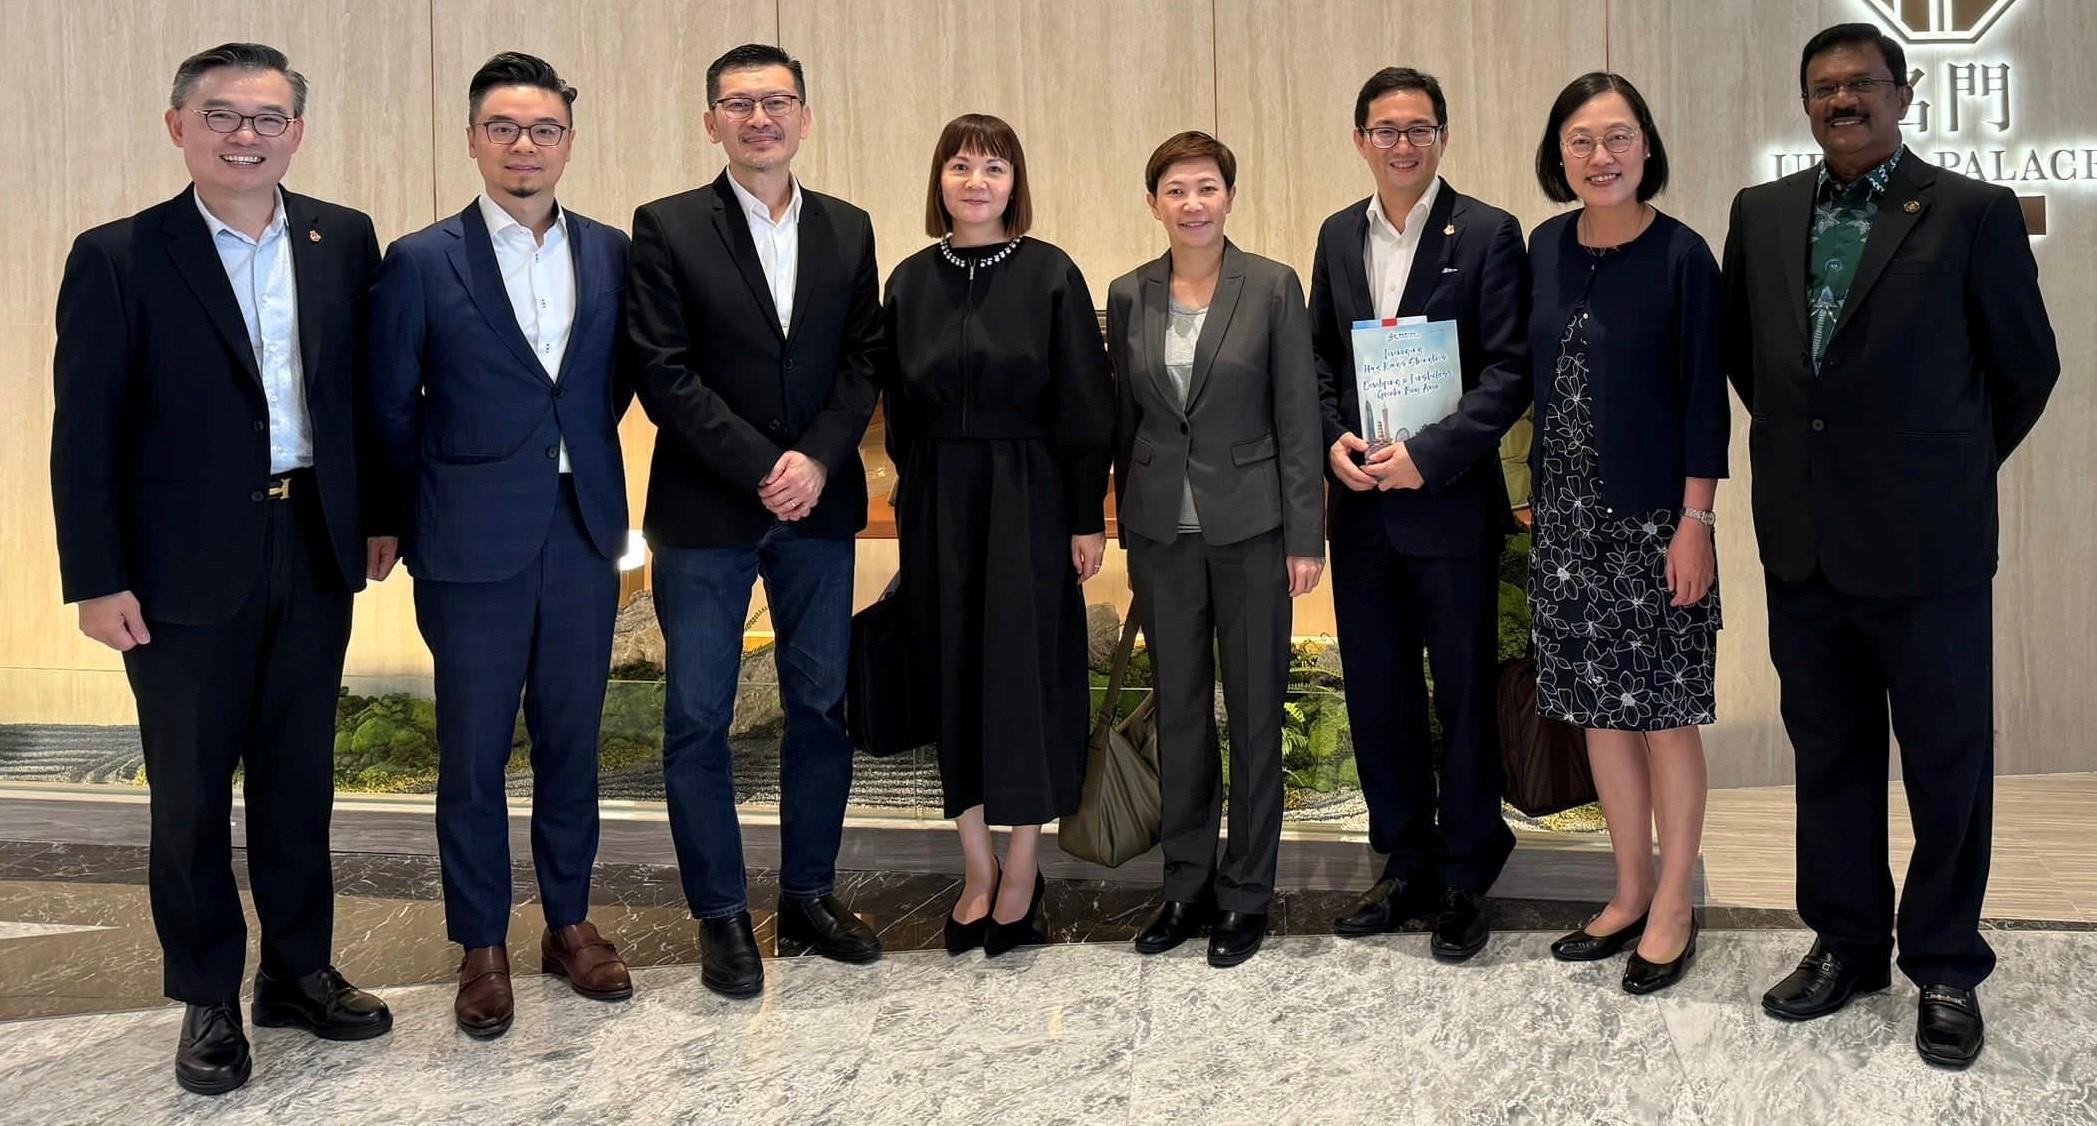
[1766,569,1996,989]
[1330,536,1513,893]
[1128,528,1289,914]
[122,482,351,1003]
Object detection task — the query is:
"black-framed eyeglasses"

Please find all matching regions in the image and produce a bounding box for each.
[1361,124,1443,150]
[1562,129,1641,159]
[193,109,293,137]
[713,94,802,120]
[478,120,570,146]
[1804,76,1903,103]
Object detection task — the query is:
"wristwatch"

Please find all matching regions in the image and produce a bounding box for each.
[1680,507,1716,529]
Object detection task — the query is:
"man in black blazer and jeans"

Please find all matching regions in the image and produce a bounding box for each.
[1726,24,2057,1069]
[627,43,883,998]
[50,43,392,1096]
[1310,68,1531,962]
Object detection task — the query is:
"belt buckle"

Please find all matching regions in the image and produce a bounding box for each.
[266,475,292,500]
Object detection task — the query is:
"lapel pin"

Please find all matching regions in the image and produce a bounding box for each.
[308,228,322,242]
[1903,200,1920,214]
[1443,224,1456,236]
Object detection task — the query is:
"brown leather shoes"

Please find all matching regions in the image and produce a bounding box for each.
[455,945,514,1039]
[541,920,633,1001]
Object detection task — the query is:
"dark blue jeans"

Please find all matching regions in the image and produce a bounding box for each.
[652,524,855,919]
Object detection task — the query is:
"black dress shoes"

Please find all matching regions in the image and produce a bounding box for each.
[1621,916,1698,995]
[1206,910,1267,968]
[1133,900,1211,955]
[984,872,1048,957]
[1429,888,1490,962]
[1916,985,1985,1069]
[174,1001,251,1096]
[1550,911,1649,962]
[700,911,765,998]
[250,966,392,1041]
[777,893,882,964]
[1333,876,1442,937]
[1761,940,1891,1021]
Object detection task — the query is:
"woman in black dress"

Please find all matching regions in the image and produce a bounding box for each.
[880,114,1114,956]
[1526,74,1729,993]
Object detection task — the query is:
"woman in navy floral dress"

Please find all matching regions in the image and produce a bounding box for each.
[1525,74,1731,995]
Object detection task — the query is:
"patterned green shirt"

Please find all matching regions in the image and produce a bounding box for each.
[1807,149,1903,369]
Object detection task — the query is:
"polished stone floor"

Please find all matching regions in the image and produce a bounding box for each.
[3,784,2095,1124]
[0,838,1827,1021]
[3,930,2095,1125]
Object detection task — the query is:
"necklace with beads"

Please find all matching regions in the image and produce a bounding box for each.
[939,233,1024,280]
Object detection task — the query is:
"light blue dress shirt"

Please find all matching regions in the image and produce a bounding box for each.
[195,189,312,473]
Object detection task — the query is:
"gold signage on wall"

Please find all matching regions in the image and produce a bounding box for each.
[1865,0,2021,44]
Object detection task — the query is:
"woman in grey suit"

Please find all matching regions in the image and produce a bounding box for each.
[1107,132,1326,967]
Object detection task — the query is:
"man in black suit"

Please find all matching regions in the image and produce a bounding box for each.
[1725,24,2058,1069]
[50,43,392,1096]
[626,43,882,998]
[1309,67,1531,962]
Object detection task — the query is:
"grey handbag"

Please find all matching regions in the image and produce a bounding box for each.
[1058,598,1161,868]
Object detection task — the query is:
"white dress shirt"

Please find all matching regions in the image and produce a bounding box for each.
[196,189,311,474]
[477,192,576,472]
[1363,177,1443,321]
[724,172,804,336]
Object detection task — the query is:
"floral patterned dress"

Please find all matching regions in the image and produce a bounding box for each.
[1530,287,1720,732]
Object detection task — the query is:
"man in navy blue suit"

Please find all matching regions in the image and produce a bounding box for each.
[366,52,635,1039]
[1309,67,1532,962]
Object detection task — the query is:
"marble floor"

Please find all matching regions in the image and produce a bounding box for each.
[3,784,2096,1124]
[3,930,2095,1126]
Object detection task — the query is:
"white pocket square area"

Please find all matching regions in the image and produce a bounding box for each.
[1441,267,1460,274]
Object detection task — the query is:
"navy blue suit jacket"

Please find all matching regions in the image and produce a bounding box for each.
[366,200,632,583]
[1528,209,1729,517]
[1309,182,1531,557]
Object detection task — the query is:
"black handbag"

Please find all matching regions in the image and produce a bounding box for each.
[845,575,936,758]
[1058,597,1162,867]
[1497,655,1595,817]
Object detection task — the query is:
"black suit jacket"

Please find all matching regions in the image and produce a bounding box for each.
[626,172,881,548]
[1309,182,1531,557]
[51,186,381,624]
[1723,148,2059,597]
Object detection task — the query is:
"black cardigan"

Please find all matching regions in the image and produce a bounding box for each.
[1527,208,1729,516]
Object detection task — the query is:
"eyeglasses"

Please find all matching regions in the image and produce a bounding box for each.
[193,109,292,137]
[1804,76,1903,103]
[479,120,570,146]
[1562,129,1640,159]
[713,94,802,120]
[1362,124,1443,150]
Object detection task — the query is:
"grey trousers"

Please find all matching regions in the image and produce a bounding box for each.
[1127,528,1290,914]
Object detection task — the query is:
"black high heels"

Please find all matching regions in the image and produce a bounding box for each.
[1551,910,1650,962]
[983,871,1047,957]
[945,862,1002,955]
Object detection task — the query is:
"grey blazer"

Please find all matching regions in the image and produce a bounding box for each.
[1107,242,1324,558]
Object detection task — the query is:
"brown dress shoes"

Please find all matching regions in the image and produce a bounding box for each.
[541,920,634,1001]
[455,945,514,1039]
